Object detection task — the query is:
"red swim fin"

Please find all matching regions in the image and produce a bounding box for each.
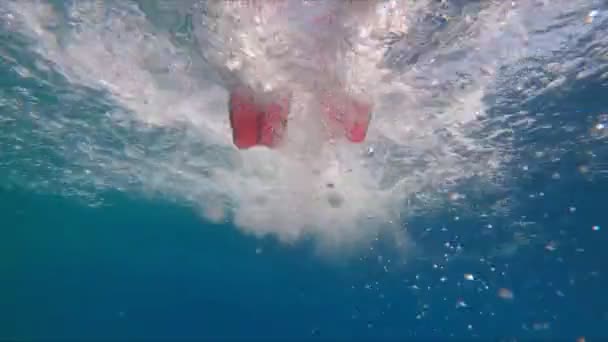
[258,92,290,148]
[321,91,372,143]
[229,87,259,149]
[229,86,290,149]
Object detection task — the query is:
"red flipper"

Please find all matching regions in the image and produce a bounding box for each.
[229,87,259,149]
[229,86,290,149]
[258,93,290,148]
[320,91,372,143]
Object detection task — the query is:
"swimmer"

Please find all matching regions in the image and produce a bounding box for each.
[222,1,376,149]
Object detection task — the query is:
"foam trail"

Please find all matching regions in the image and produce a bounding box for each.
[4,0,587,248]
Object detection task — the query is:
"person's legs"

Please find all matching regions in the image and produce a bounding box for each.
[229,86,370,149]
[320,90,372,143]
[258,92,290,148]
[229,86,290,149]
[229,86,260,149]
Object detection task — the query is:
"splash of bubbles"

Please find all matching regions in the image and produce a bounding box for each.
[2,0,600,249]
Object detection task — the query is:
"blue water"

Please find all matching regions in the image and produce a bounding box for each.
[0,179,603,338]
[2,139,607,339]
[2,1,608,340]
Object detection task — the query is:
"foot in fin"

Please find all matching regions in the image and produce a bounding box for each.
[229,86,290,149]
[320,91,372,143]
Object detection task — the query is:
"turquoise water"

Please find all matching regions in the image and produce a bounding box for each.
[2,173,607,339]
[2,1,608,339]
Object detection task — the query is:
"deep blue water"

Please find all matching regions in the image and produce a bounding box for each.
[2,1,608,340]
[1,128,607,339]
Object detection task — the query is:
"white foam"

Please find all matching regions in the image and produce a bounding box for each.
[2,0,554,247]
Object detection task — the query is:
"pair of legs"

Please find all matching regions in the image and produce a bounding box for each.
[229,86,372,149]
